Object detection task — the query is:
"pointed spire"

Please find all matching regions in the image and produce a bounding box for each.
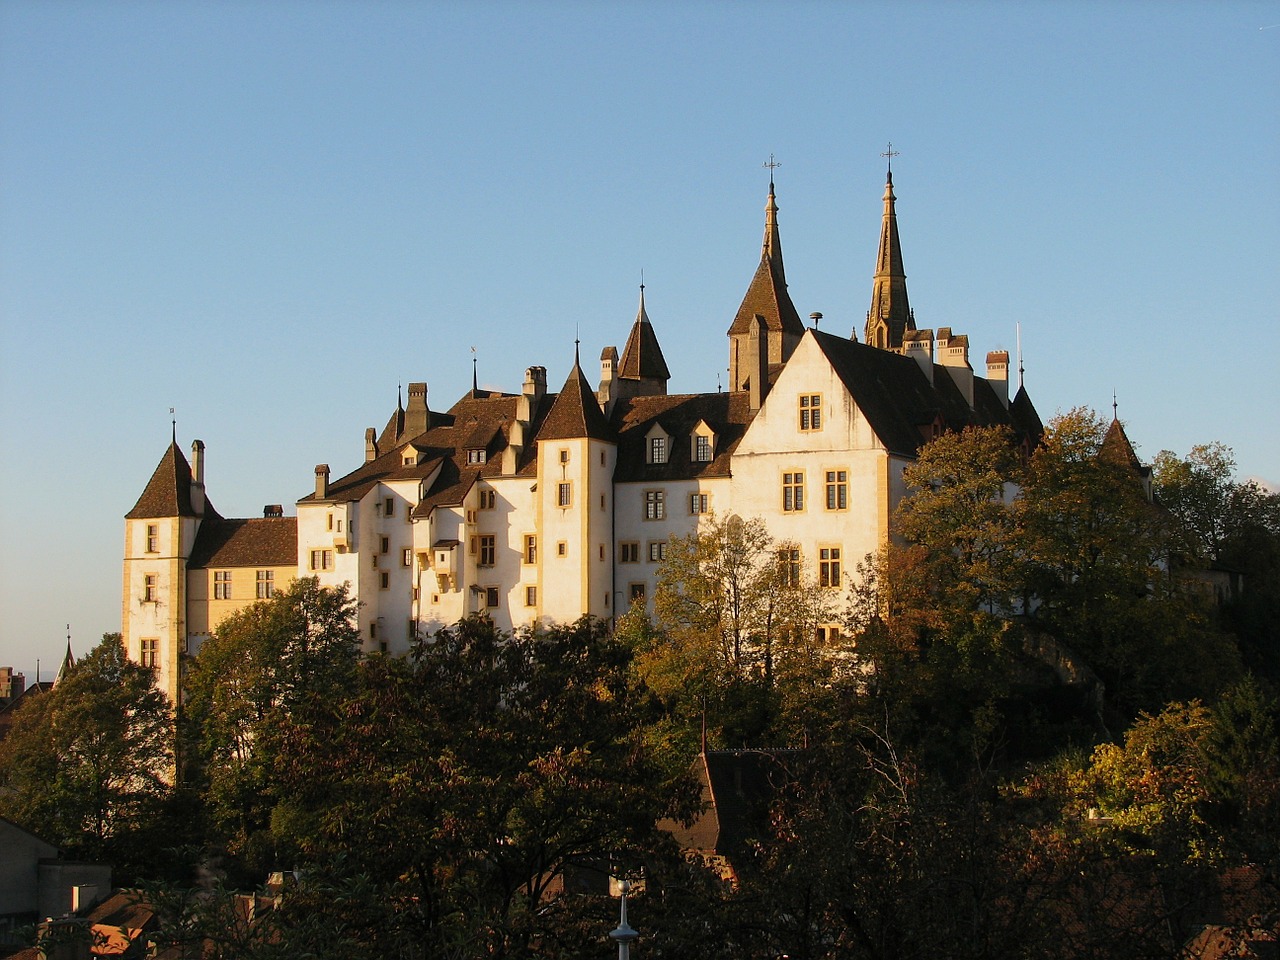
[539,346,616,442]
[55,633,75,685]
[864,151,915,350]
[618,283,671,386]
[126,442,209,519]
[761,155,784,281]
[471,346,479,397]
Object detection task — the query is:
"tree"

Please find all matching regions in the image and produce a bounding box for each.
[182,577,360,877]
[0,634,172,868]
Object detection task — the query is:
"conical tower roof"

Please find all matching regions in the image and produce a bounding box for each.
[864,168,916,349]
[618,286,671,382]
[126,443,216,519]
[727,179,805,339]
[539,347,616,442]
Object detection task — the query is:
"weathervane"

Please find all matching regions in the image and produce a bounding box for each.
[170,407,176,444]
[763,153,781,187]
[881,142,900,174]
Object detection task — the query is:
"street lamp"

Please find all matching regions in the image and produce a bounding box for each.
[609,879,639,959]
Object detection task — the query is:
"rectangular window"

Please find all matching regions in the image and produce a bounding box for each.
[779,547,800,587]
[525,585,537,607]
[380,571,390,589]
[255,570,275,599]
[467,448,487,464]
[695,435,712,462]
[619,541,640,563]
[559,449,570,463]
[557,482,572,507]
[479,489,496,509]
[310,549,333,571]
[402,548,413,568]
[819,546,842,588]
[650,436,667,464]
[213,570,232,600]
[648,541,667,562]
[557,541,568,557]
[327,513,334,531]
[385,497,395,517]
[629,582,647,602]
[144,574,157,602]
[140,637,158,669]
[800,394,822,431]
[380,536,390,554]
[485,586,500,608]
[479,535,496,567]
[825,470,848,511]
[817,624,842,644]
[689,493,709,515]
[145,524,158,553]
[783,472,805,512]
[644,489,666,520]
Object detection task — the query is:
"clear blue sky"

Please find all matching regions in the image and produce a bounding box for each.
[2,1,1277,673]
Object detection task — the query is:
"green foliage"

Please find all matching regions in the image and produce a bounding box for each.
[0,634,173,871]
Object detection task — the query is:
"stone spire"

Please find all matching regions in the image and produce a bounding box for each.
[617,285,670,394]
[727,171,805,392]
[863,167,916,350]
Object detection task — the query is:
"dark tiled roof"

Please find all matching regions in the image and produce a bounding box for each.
[538,362,616,442]
[727,257,806,338]
[618,316,671,382]
[1100,418,1144,472]
[414,461,480,517]
[1010,384,1045,448]
[613,392,755,483]
[126,443,220,520]
[188,517,298,569]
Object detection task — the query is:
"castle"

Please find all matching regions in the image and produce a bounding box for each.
[122,166,1043,703]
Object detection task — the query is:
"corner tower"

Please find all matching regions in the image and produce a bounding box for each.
[863,164,916,350]
[727,172,805,392]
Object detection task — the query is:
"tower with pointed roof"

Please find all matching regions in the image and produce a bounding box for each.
[863,166,916,350]
[727,175,806,393]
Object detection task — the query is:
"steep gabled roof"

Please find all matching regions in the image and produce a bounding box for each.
[613,392,756,482]
[126,443,220,520]
[188,517,298,569]
[618,286,671,382]
[538,356,616,442]
[727,182,806,340]
[1010,383,1045,448]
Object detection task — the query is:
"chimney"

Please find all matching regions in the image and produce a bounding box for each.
[404,382,430,438]
[902,330,935,384]
[748,314,769,411]
[315,464,330,499]
[937,329,974,409]
[190,440,206,515]
[598,346,618,408]
[365,427,378,463]
[263,504,283,518]
[523,366,547,402]
[986,351,1010,408]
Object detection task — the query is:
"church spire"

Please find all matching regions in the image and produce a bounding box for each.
[863,146,915,350]
[762,154,784,281]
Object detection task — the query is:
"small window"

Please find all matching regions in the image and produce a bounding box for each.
[327,513,334,531]
[779,547,800,587]
[689,493,709,515]
[825,470,848,511]
[629,582,646,602]
[525,585,537,607]
[644,489,665,520]
[619,541,640,563]
[819,546,842,588]
[479,535,496,567]
[557,541,568,557]
[140,637,159,668]
[650,436,668,464]
[385,497,395,517]
[559,449,570,464]
[380,571,390,589]
[402,548,413,568]
[648,541,667,562]
[694,435,712,463]
[380,536,390,554]
[403,455,415,466]
[145,524,158,553]
[799,394,822,431]
[816,624,842,644]
[557,482,572,507]
[467,448,487,465]
[213,570,232,600]
[485,586,500,608]
[310,549,334,571]
[255,570,275,599]
[524,535,537,564]
[479,489,496,509]
[783,472,805,512]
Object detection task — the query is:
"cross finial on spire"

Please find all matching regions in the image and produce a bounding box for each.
[763,153,781,188]
[1112,389,1118,420]
[471,346,478,393]
[170,407,176,444]
[881,141,900,175]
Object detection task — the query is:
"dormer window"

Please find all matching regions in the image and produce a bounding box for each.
[650,436,667,464]
[467,448,487,465]
[695,435,711,462]
[690,420,716,463]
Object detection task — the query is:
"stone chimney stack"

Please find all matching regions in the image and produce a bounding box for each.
[748,315,769,412]
[404,383,430,438]
[190,440,206,515]
[986,351,1010,408]
[902,330,935,384]
[365,427,378,463]
[263,504,283,518]
[315,464,330,499]
[936,328,974,409]
[598,346,618,409]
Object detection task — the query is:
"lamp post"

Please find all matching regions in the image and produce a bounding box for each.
[609,879,639,959]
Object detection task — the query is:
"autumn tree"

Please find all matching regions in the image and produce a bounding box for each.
[0,634,172,871]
